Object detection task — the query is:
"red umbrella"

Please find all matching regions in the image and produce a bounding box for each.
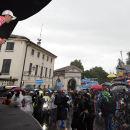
[90,85,104,90]
[10,88,25,94]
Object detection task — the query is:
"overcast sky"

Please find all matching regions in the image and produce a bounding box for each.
[12,0,130,73]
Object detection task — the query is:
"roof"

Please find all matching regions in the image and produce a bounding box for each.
[54,65,83,72]
[9,34,57,58]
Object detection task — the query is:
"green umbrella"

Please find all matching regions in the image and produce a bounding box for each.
[48,88,54,91]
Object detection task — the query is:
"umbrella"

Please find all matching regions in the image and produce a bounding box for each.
[0,0,52,39]
[107,74,117,78]
[5,85,17,89]
[10,88,25,94]
[25,85,34,89]
[90,85,104,90]
[101,82,112,86]
[0,104,42,130]
[24,87,34,92]
[111,82,129,86]
[48,88,55,91]
[124,71,130,74]
[113,78,124,81]
[111,86,127,92]
[117,67,126,70]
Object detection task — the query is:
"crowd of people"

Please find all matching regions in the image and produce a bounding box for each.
[1,86,130,130]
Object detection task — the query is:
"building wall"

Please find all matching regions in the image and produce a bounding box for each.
[0,39,27,86]
[0,38,56,88]
[22,45,55,89]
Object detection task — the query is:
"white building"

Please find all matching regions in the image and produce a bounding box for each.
[53,65,83,91]
[0,34,57,88]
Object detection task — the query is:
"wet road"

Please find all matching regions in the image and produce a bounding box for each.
[42,110,130,130]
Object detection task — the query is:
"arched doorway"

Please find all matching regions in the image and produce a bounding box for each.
[54,78,61,90]
[67,79,76,91]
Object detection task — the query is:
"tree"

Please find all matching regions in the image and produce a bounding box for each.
[126,52,130,65]
[82,67,111,84]
[70,59,84,71]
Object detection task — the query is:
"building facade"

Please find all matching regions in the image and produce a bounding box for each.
[53,65,83,91]
[0,34,57,88]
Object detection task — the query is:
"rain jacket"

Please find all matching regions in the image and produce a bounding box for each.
[48,94,57,109]
[11,94,33,115]
[0,16,5,41]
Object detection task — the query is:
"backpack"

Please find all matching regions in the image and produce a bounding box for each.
[108,96,116,114]
[101,95,116,114]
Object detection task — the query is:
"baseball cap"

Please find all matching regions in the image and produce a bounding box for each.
[2,10,16,20]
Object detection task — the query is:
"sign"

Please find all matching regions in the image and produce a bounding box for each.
[57,82,63,87]
[78,85,82,88]
[21,81,24,86]
[82,78,90,83]
[35,79,43,85]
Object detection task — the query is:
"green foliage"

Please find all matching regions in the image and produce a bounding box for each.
[126,52,130,65]
[70,59,84,71]
[82,67,111,84]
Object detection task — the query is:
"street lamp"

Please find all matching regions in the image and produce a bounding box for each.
[21,65,36,88]
[24,65,36,74]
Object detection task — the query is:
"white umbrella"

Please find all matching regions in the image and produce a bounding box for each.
[5,85,16,90]
[111,85,127,92]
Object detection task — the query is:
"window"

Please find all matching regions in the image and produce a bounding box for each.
[6,42,14,50]
[31,49,34,55]
[37,52,40,57]
[0,44,1,50]
[49,69,51,78]
[48,85,50,89]
[42,54,45,59]
[1,59,11,73]
[45,68,48,77]
[51,58,52,62]
[29,63,32,74]
[44,85,46,89]
[40,66,43,77]
[35,65,38,75]
[47,56,49,61]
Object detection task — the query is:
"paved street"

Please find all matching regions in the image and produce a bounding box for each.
[42,110,130,130]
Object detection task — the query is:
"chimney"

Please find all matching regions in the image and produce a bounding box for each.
[37,38,41,46]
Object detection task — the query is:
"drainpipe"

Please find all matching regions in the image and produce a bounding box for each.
[20,41,31,88]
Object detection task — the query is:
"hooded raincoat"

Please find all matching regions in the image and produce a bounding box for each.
[11,93,33,115]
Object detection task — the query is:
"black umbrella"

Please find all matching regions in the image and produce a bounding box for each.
[0,0,52,39]
[101,82,112,86]
[0,104,42,130]
[110,82,130,89]
[111,82,129,86]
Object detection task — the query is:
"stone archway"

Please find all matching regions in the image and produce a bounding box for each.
[54,78,61,90]
[67,78,76,91]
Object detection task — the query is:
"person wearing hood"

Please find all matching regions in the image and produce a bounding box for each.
[99,91,114,130]
[33,91,45,125]
[0,10,16,45]
[10,92,33,115]
[48,91,57,124]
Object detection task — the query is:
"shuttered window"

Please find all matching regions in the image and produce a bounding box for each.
[40,66,43,76]
[31,49,34,55]
[45,68,48,77]
[49,69,51,78]
[6,42,14,50]
[37,52,40,57]
[1,59,11,73]
[29,63,32,74]
[35,65,38,75]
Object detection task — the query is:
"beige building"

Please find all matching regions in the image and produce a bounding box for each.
[0,34,57,88]
[53,65,83,91]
